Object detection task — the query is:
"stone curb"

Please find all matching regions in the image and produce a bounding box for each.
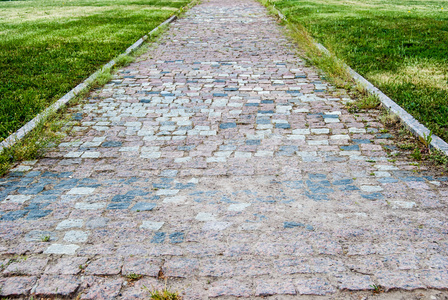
[269,4,448,156]
[0,15,177,154]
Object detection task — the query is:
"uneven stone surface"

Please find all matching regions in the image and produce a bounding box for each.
[1,0,448,298]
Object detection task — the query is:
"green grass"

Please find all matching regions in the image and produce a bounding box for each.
[270,0,448,142]
[0,0,190,142]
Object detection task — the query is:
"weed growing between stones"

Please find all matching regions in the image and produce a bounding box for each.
[40,235,51,242]
[126,272,143,281]
[0,4,181,177]
[0,0,191,141]
[262,0,448,142]
[144,279,182,300]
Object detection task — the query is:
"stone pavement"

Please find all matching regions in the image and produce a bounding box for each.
[1,0,448,298]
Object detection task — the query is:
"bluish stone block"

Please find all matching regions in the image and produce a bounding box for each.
[333,179,353,186]
[102,141,122,147]
[19,184,46,195]
[175,183,196,190]
[309,187,334,194]
[111,195,134,202]
[31,195,58,203]
[24,171,41,178]
[284,221,304,228]
[339,185,359,191]
[0,210,28,221]
[305,192,329,201]
[213,93,228,97]
[107,202,130,210]
[376,133,393,139]
[151,232,166,243]
[246,140,261,145]
[275,123,291,129]
[256,118,270,124]
[279,146,298,152]
[399,176,425,182]
[26,210,52,220]
[153,183,172,189]
[131,202,156,212]
[25,202,50,210]
[126,190,149,196]
[169,232,185,244]
[340,145,360,151]
[54,179,79,190]
[220,122,237,129]
[308,173,326,180]
[361,193,384,200]
[378,178,399,183]
[352,139,371,144]
[178,145,195,151]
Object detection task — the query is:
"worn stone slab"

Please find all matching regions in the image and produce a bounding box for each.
[0,276,37,296]
[35,275,81,296]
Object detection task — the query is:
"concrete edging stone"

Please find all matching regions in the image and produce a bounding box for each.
[269,3,448,156]
[0,14,178,154]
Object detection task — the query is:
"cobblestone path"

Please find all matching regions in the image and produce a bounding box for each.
[1,0,448,298]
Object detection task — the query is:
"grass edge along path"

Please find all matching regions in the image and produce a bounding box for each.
[261,0,448,144]
[258,0,448,169]
[0,0,200,177]
[259,0,448,155]
[0,0,193,142]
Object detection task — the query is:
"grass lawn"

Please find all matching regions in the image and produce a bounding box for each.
[0,0,189,142]
[272,0,448,142]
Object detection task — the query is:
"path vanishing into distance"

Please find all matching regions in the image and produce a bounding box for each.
[1,0,448,298]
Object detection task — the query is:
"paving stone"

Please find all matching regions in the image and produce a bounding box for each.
[203,221,232,231]
[81,278,123,300]
[140,221,164,230]
[85,257,123,275]
[131,202,157,211]
[3,195,32,203]
[336,274,374,290]
[0,276,37,296]
[164,258,199,278]
[3,258,48,276]
[56,219,84,230]
[420,269,448,289]
[376,270,425,291]
[85,217,109,229]
[209,279,252,298]
[122,257,161,276]
[67,187,96,195]
[295,277,336,295]
[25,230,58,242]
[195,212,216,221]
[35,275,80,296]
[45,257,89,275]
[44,244,80,255]
[255,279,296,296]
[64,230,90,243]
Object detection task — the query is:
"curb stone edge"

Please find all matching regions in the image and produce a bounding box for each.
[269,3,448,156]
[0,14,179,154]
